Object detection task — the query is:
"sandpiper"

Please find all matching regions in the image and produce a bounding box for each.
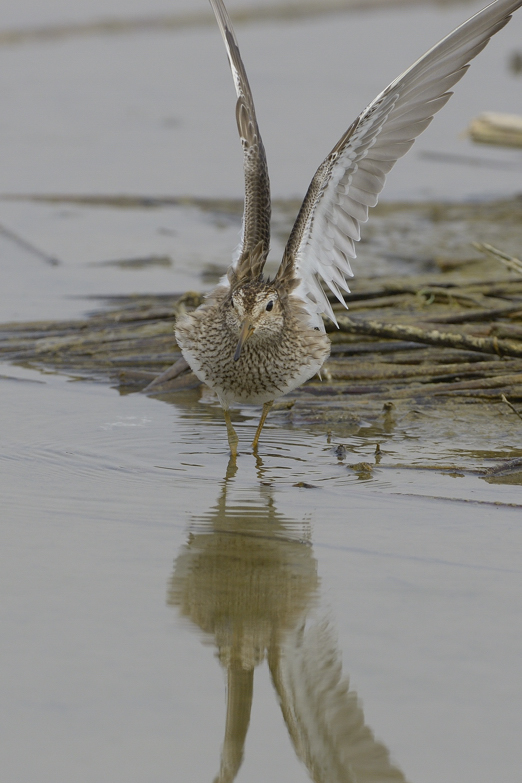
[175,0,522,457]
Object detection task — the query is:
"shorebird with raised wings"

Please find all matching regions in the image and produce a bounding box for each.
[175,0,522,457]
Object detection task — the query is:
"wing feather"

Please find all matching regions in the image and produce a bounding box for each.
[269,619,408,783]
[209,0,271,280]
[333,208,361,242]
[277,0,522,326]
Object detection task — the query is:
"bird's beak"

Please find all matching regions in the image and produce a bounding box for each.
[234,318,254,361]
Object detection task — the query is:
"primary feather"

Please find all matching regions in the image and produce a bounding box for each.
[209,0,271,280]
[269,619,407,783]
[276,0,522,326]
[210,0,522,327]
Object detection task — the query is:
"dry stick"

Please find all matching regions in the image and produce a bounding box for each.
[492,323,522,340]
[0,222,60,266]
[326,359,520,383]
[143,357,190,391]
[322,373,522,397]
[0,333,177,361]
[472,242,522,276]
[484,456,522,475]
[330,315,522,358]
[422,303,522,324]
[419,150,522,170]
[500,393,522,422]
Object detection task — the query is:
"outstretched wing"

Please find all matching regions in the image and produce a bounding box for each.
[277,0,522,326]
[269,619,407,783]
[209,0,271,281]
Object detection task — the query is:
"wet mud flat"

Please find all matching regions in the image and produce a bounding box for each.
[1,198,522,483]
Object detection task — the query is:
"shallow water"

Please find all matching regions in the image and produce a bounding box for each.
[1,1,522,781]
[1,367,522,782]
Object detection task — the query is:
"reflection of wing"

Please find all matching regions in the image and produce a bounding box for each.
[277,0,522,325]
[209,0,271,279]
[269,620,407,783]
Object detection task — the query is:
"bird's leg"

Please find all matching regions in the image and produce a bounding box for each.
[252,400,273,452]
[223,408,239,458]
[225,455,238,480]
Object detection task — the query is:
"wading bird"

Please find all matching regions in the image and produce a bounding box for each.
[175,0,522,457]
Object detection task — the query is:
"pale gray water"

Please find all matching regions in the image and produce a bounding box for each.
[1,2,522,781]
[0,0,520,323]
[1,368,521,782]
[0,0,520,202]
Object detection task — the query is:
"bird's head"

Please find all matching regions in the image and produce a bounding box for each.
[224,282,285,361]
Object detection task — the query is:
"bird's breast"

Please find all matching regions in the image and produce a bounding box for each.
[175,306,330,404]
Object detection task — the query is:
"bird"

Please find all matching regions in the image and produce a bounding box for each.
[175,0,522,458]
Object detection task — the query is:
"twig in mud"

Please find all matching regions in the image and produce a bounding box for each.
[491,323,522,341]
[143,357,190,391]
[308,373,522,401]
[0,222,60,266]
[500,393,522,422]
[330,315,522,358]
[483,456,522,475]
[419,149,522,170]
[422,302,522,324]
[467,112,522,148]
[472,242,522,276]
[325,358,518,383]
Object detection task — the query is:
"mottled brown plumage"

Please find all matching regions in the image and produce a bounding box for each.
[176,277,329,407]
[176,269,329,456]
[175,0,522,456]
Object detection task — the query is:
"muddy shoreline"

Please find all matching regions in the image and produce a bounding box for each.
[2,198,521,481]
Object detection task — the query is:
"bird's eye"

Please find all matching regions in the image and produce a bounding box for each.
[266,300,274,312]
[230,298,235,308]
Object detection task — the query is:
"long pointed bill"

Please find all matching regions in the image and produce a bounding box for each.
[234,318,254,361]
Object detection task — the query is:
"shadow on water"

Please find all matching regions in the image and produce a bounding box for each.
[168,459,407,783]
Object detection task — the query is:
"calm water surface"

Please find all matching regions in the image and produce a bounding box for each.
[2,366,521,782]
[1,1,522,781]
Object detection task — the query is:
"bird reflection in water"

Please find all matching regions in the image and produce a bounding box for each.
[168,458,407,782]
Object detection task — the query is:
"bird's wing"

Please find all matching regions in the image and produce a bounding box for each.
[269,619,407,783]
[277,0,522,326]
[209,0,271,283]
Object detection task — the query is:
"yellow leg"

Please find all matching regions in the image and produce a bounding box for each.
[223,408,239,458]
[252,401,273,452]
[225,455,238,480]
